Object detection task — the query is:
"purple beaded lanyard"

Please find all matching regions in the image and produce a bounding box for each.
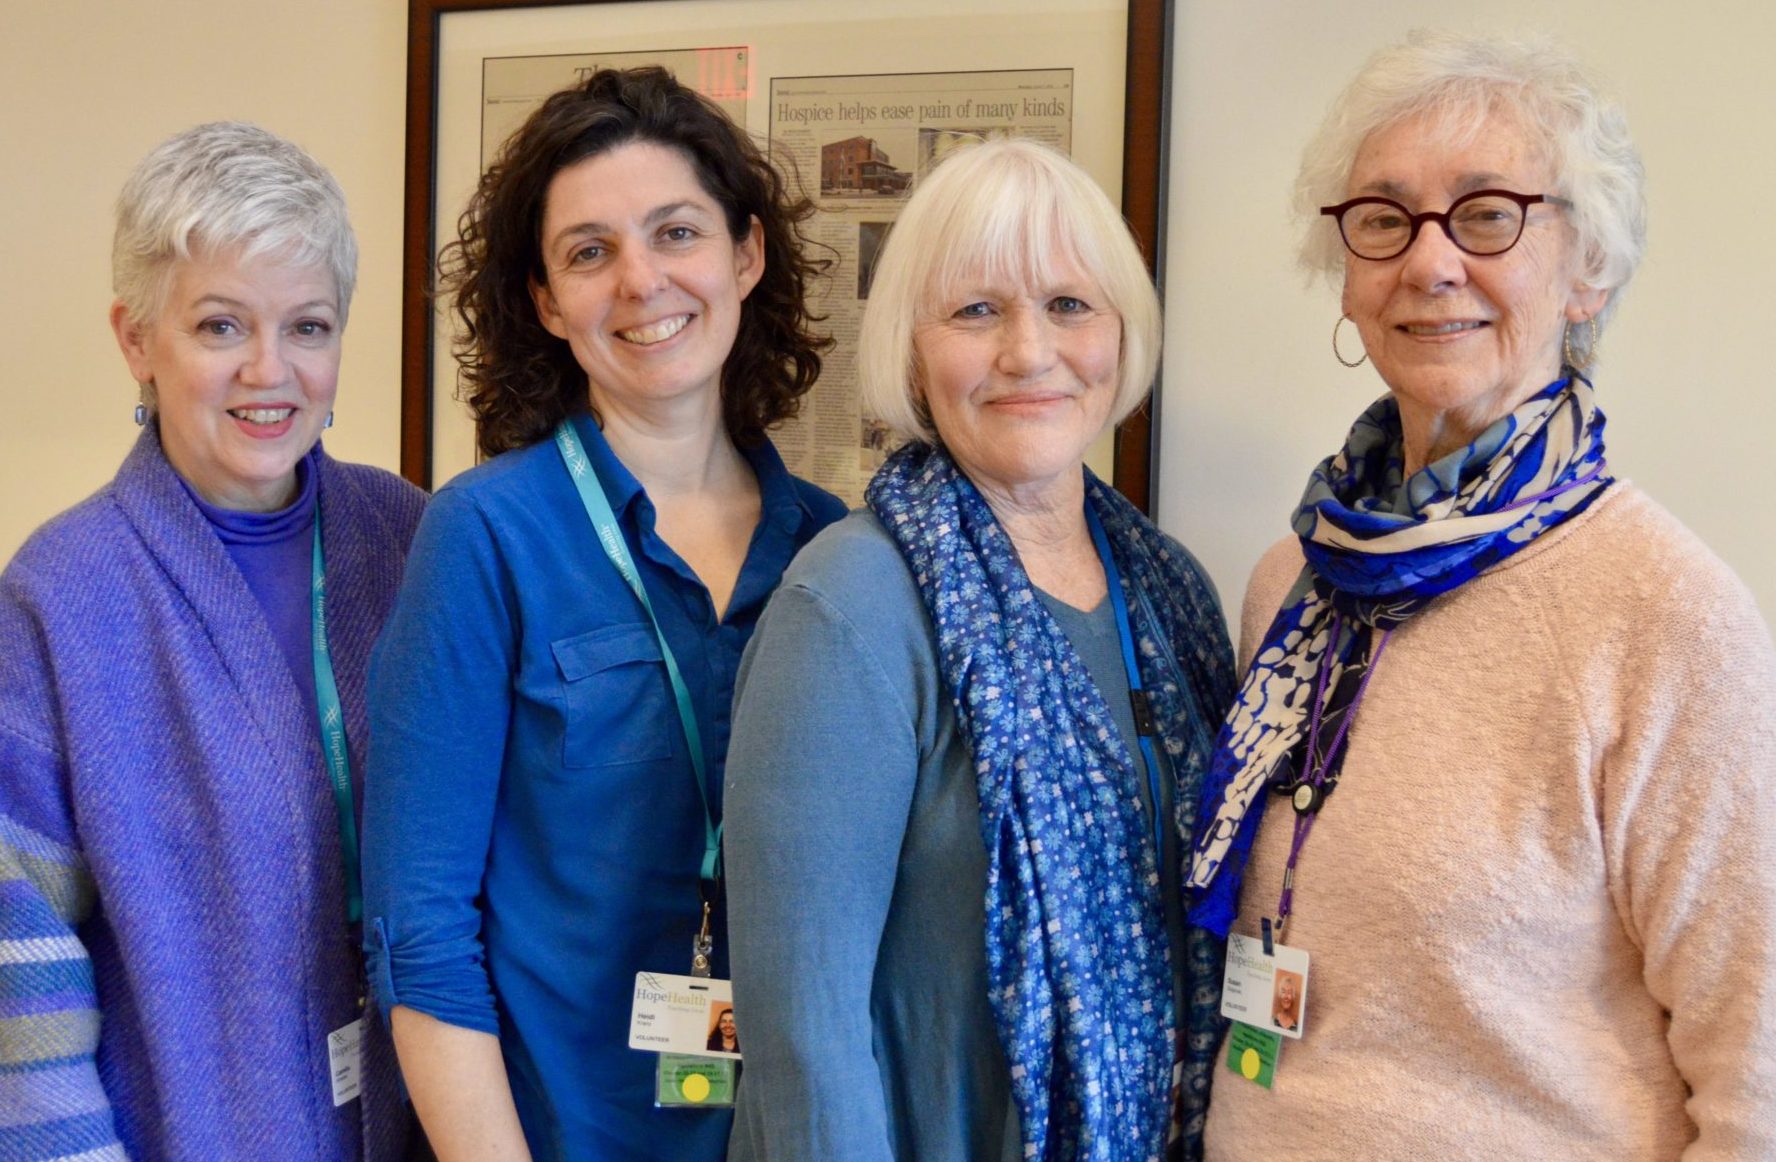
[1269,460,1606,945]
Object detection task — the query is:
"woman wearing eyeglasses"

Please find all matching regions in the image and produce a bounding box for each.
[1188,31,1776,1160]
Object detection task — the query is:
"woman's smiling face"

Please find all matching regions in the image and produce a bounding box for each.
[529,140,762,418]
[113,246,341,512]
[1339,110,1607,467]
[911,252,1122,502]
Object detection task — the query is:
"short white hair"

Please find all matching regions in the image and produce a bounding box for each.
[1296,30,1645,330]
[858,136,1161,445]
[112,121,358,326]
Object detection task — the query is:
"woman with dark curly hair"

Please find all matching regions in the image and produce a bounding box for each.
[361,67,845,1161]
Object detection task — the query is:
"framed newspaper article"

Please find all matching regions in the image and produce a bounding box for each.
[401,0,1169,509]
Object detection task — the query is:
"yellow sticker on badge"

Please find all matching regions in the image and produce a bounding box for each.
[1225,1021,1281,1088]
[655,1053,737,1108]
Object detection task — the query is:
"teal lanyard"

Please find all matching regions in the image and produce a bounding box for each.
[555,422,722,886]
[311,516,362,923]
[1084,504,1166,863]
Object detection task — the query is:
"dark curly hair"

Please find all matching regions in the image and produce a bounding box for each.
[439,66,830,458]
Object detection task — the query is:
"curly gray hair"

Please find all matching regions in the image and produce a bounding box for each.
[1296,30,1645,336]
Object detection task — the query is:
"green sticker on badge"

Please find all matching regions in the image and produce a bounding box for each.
[655,1053,738,1108]
[1225,1021,1282,1088]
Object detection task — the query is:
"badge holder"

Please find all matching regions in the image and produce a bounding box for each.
[1220,919,1311,1089]
[653,903,738,1109]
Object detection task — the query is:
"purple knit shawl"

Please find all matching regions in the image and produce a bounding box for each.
[0,426,424,1160]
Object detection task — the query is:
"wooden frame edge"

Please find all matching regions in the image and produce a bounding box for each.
[400,0,1169,506]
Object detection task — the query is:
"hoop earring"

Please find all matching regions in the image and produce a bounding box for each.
[1333,314,1368,368]
[1564,317,1597,372]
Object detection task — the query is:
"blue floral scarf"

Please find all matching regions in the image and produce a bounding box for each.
[867,443,1236,1161]
[1185,375,1613,934]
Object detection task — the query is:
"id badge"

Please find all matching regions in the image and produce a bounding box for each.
[1221,932,1310,1038]
[327,1017,364,1107]
[1220,931,1310,1088]
[630,971,741,1109]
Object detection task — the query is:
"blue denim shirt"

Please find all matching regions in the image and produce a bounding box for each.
[363,414,844,1161]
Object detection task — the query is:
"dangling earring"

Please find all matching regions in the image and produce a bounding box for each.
[1563,317,1598,372]
[1333,314,1368,368]
[324,411,335,429]
[133,403,147,426]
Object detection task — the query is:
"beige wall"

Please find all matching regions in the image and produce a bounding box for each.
[1159,2,1776,623]
[5,0,1774,627]
[0,0,410,563]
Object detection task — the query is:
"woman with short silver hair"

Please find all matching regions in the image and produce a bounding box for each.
[0,122,423,1160]
[1187,32,1776,1159]
[725,137,1236,1161]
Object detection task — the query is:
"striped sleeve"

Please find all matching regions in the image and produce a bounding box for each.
[0,813,123,1161]
[0,551,125,1160]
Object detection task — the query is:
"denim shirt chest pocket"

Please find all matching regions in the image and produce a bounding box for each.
[551,623,678,768]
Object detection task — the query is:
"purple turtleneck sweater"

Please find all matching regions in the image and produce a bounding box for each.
[181,450,321,732]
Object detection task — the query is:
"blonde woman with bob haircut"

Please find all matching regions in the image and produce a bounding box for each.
[854,139,1161,444]
[725,137,1237,1162]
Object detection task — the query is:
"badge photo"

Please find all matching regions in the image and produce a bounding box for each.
[1221,932,1311,1040]
[629,972,742,1060]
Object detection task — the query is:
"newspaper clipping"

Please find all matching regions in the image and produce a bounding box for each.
[480,47,750,166]
[769,69,1075,503]
[469,57,1075,503]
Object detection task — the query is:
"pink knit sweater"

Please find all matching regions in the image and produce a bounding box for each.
[1202,484,1776,1160]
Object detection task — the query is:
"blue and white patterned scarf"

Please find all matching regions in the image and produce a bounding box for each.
[1185,375,1613,934]
[868,442,1236,1162]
